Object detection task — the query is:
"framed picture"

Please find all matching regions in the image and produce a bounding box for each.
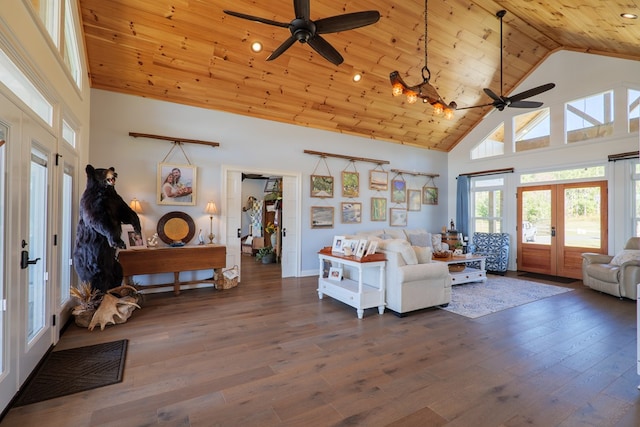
[341,202,362,224]
[365,240,378,257]
[391,179,406,203]
[369,170,388,191]
[121,224,145,249]
[342,171,359,198]
[328,267,343,281]
[332,235,346,253]
[371,197,387,221]
[322,259,332,278]
[390,208,408,227]
[264,178,280,193]
[311,175,334,198]
[311,206,334,229]
[355,239,368,258]
[158,163,196,206]
[341,239,358,256]
[422,186,438,205]
[408,190,421,211]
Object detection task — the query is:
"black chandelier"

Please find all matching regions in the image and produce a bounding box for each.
[389,0,457,119]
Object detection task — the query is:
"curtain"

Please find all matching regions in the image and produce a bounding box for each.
[456,175,470,237]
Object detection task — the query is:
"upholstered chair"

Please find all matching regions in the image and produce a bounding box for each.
[470,232,510,274]
[582,237,640,300]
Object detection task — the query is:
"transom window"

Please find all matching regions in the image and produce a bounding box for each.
[471,124,504,160]
[566,90,614,143]
[629,89,640,133]
[515,108,550,152]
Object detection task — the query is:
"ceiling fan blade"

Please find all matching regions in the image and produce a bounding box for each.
[509,83,556,103]
[455,102,495,110]
[483,88,502,102]
[315,11,381,34]
[294,0,311,20]
[509,100,544,109]
[307,35,343,65]
[266,36,297,61]
[223,10,290,28]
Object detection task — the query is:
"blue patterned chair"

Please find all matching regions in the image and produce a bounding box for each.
[470,232,510,274]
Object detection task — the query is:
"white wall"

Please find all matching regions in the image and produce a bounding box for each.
[89,89,449,275]
[448,50,640,258]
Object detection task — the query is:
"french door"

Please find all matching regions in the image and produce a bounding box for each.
[517,181,608,279]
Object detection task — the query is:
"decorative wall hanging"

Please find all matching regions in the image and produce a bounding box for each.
[157,163,196,206]
[371,197,387,221]
[408,190,422,211]
[390,208,408,227]
[310,175,334,198]
[341,202,362,224]
[391,179,406,203]
[369,169,388,191]
[311,206,334,229]
[342,161,359,198]
[422,185,438,205]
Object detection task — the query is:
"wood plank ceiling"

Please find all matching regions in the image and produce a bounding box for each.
[78,0,640,152]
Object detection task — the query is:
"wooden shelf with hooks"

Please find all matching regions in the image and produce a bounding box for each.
[129,132,220,148]
[304,149,389,165]
[390,168,439,178]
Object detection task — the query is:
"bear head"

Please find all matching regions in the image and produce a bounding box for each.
[85,164,118,189]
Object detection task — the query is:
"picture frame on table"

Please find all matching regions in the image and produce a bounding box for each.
[390,208,408,227]
[157,162,196,206]
[355,239,368,258]
[332,235,346,253]
[369,170,388,191]
[408,189,422,211]
[328,267,343,281]
[391,179,406,203]
[121,224,145,250]
[365,240,378,257]
[310,175,334,198]
[311,206,334,229]
[264,178,280,193]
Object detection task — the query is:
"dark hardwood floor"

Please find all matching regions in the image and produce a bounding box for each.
[2,258,639,426]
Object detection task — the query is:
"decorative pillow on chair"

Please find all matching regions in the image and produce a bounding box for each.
[431,234,444,252]
[407,231,433,249]
[610,249,640,266]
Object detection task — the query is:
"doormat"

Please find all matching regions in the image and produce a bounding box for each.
[440,276,573,319]
[14,339,128,407]
[518,272,578,284]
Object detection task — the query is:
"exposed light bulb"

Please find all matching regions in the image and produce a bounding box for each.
[392,83,404,97]
[406,92,418,104]
[444,107,454,120]
[433,103,444,116]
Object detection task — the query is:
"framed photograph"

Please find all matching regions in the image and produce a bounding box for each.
[332,235,346,253]
[342,171,359,198]
[121,224,145,249]
[341,202,362,224]
[369,170,388,191]
[408,190,421,211]
[422,186,438,205]
[391,179,406,203]
[311,175,334,198]
[264,178,280,193]
[355,239,368,258]
[158,163,196,206]
[365,240,378,257]
[322,259,332,278]
[390,208,408,227]
[371,197,387,221]
[311,206,334,229]
[328,267,343,281]
[341,239,358,256]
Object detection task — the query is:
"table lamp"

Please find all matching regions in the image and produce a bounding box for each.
[205,201,217,244]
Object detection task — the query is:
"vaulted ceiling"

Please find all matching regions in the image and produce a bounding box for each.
[78,0,640,152]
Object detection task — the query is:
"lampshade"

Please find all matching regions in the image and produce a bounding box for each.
[205,201,218,215]
[129,198,142,214]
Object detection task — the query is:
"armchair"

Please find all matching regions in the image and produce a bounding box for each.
[582,237,640,300]
[470,232,510,274]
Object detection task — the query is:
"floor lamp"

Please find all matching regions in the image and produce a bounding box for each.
[205,201,218,244]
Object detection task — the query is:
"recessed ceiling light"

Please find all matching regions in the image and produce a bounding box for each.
[621,12,638,19]
[352,73,362,82]
[251,41,263,53]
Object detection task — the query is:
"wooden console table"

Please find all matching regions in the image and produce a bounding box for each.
[119,245,226,295]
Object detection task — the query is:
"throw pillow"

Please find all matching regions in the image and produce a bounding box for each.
[407,231,433,249]
[413,246,432,264]
[431,234,444,252]
[380,239,418,265]
[610,249,640,266]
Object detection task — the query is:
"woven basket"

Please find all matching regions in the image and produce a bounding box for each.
[448,263,466,273]
[433,251,452,259]
[216,265,239,290]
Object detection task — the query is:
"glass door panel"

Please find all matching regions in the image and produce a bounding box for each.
[563,186,602,249]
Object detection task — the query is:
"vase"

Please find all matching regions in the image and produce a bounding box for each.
[270,233,276,248]
[262,253,275,264]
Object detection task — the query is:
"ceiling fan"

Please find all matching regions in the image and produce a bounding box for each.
[223,0,380,66]
[459,10,555,111]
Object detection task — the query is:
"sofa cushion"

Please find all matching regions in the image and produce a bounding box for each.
[379,239,418,265]
[413,246,432,264]
[383,229,407,240]
[610,249,640,266]
[406,230,433,249]
[585,263,620,283]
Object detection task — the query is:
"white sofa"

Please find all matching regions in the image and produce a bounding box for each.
[349,228,451,316]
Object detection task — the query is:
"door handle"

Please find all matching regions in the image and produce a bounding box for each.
[551,226,556,237]
[237,228,242,238]
[282,228,286,237]
[20,250,41,269]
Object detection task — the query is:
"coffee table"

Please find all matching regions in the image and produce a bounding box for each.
[434,254,487,285]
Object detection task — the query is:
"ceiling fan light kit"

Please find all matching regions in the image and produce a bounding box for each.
[223,0,380,66]
[389,0,457,119]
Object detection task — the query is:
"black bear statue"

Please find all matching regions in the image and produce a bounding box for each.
[73,165,141,293]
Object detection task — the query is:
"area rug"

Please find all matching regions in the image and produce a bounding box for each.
[14,339,128,407]
[440,276,573,319]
